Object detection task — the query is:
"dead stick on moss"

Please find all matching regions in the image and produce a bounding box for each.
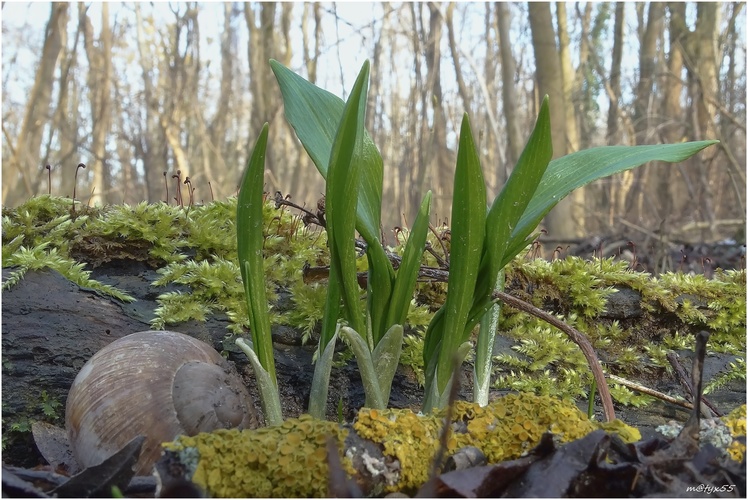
[607,374,693,410]
[493,291,616,422]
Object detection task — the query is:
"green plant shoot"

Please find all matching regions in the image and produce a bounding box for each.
[242,59,717,421]
[272,60,433,410]
[235,123,283,426]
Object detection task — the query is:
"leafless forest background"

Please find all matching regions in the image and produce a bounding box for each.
[2,2,745,243]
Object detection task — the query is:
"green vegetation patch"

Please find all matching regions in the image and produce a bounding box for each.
[2,195,745,410]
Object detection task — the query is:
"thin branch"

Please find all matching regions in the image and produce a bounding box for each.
[492,290,616,422]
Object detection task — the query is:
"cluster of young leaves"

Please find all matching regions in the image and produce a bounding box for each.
[235,58,720,420]
[237,60,435,419]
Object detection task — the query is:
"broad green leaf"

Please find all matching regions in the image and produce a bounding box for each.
[308,327,340,419]
[325,62,370,336]
[475,96,552,302]
[434,114,486,395]
[272,59,396,347]
[385,191,433,330]
[502,140,719,267]
[270,59,385,247]
[236,338,283,426]
[236,124,275,381]
[340,326,385,409]
[371,324,404,405]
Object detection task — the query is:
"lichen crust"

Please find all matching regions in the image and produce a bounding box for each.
[163,414,350,497]
[723,404,746,462]
[353,393,641,492]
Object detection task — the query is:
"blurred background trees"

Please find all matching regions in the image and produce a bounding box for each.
[2,2,745,244]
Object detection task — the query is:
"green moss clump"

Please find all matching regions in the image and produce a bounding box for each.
[164,415,349,498]
[495,257,745,406]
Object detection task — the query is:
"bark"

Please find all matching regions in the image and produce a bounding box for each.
[203,3,235,199]
[5,3,68,206]
[413,3,452,224]
[301,3,322,85]
[244,2,295,196]
[43,13,81,199]
[657,3,687,224]
[528,2,576,238]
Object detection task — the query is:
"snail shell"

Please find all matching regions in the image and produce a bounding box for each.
[65,330,258,475]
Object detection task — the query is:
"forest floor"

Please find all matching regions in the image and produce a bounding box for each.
[2,230,745,497]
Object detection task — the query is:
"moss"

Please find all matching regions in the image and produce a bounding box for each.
[3,196,745,412]
[164,415,350,497]
[496,257,746,406]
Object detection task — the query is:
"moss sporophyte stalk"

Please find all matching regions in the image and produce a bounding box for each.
[162,393,643,497]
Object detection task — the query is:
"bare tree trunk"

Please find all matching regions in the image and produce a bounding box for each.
[622,2,664,221]
[496,2,522,172]
[691,3,720,239]
[202,3,236,199]
[244,2,295,197]
[135,4,170,203]
[633,2,665,145]
[555,2,579,153]
[5,3,68,206]
[528,2,575,238]
[420,3,453,222]
[80,3,113,206]
[445,3,471,113]
[606,3,625,146]
[47,15,81,198]
[554,2,585,234]
[655,3,687,226]
[301,3,322,86]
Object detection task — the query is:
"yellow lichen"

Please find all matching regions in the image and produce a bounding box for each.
[164,394,641,497]
[353,393,641,492]
[163,414,350,497]
[722,404,746,462]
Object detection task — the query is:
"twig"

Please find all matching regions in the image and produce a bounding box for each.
[45,165,52,195]
[666,351,720,417]
[493,290,616,422]
[607,374,692,410]
[681,331,710,440]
